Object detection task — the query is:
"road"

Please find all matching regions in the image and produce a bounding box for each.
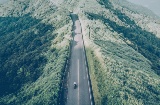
[66,13,92,105]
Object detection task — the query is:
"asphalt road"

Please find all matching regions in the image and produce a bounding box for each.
[66,14,91,105]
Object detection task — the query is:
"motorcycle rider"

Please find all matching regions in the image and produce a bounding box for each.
[73,82,77,88]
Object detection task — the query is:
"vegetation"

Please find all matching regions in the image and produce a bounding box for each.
[0,15,54,96]
[0,0,72,104]
[1,0,160,104]
[79,0,160,104]
[87,11,160,75]
[85,48,105,104]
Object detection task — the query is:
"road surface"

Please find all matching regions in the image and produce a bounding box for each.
[66,14,92,105]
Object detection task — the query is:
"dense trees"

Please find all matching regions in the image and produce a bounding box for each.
[0,15,54,96]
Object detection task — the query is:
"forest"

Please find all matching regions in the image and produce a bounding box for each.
[0,15,54,96]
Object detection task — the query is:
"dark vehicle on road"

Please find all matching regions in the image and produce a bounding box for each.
[73,82,77,89]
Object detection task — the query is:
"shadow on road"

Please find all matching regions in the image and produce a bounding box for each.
[59,13,79,105]
[70,13,79,23]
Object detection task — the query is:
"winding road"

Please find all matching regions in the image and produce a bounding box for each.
[66,13,92,105]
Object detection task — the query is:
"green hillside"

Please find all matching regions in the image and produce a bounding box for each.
[0,0,72,104]
[76,0,160,104]
[0,0,160,105]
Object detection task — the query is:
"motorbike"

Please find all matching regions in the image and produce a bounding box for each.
[73,82,77,89]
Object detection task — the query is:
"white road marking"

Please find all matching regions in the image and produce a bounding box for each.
[91,102,93,105]
[85,61,87,66]
[90,94,92,101]
[78,59,80,105]
[86,67,93,105]
[69,14,93,105]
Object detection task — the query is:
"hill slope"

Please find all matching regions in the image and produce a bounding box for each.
[70,0,160,104]
[0,0,160,105]
[0,0,72,104]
